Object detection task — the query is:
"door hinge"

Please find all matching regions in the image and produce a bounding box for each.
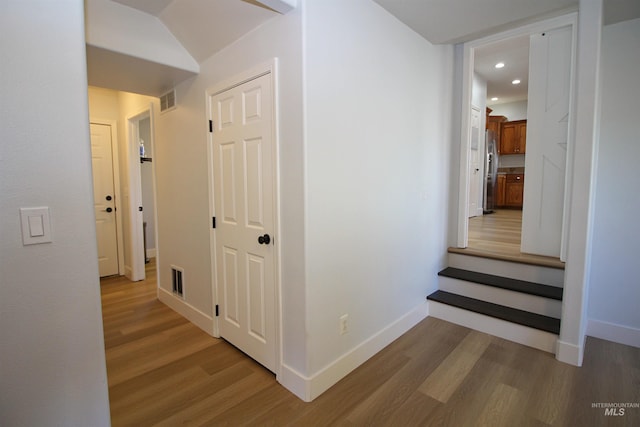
[209,120,213,133]
[212,216,216,229]
[215,304,219,317]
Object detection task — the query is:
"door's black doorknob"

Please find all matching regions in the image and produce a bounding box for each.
[106,195,112,201]
[105,207,113,213]
[258,234,271,245]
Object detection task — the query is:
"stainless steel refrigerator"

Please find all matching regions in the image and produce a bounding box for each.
[483,129,499,213]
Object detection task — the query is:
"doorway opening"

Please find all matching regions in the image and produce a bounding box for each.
[457,13,576,266]
[467,34,529,260]
[126,108,159,282]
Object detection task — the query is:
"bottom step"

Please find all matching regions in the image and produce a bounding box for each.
[427,291,559,353]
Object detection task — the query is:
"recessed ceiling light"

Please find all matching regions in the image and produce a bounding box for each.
[495,62,505,69]
[512,79,521,85]
[491,97,498,101]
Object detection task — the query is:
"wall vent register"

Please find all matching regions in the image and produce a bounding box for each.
[171,266,184,297]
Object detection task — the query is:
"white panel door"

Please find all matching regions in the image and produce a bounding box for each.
[211,73,276,372]
[90,123,119,277]
[521,26,574,257]
[468,107,482,218]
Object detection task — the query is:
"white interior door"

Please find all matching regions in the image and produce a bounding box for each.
[210,73,276,372]
[521,25,574,257]
[468,107,482,218]
[90,123,119,277]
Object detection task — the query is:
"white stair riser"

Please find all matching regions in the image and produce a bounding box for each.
[439,276,562,318]
[428,301,557,353]
[448,253,564,287]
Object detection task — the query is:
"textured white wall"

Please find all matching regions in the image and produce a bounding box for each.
[588,17,640,345]
[304,0,453,374]
[0,1,110,425]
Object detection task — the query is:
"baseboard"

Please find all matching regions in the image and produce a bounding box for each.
[158,288,214,336]
[556,338,584,366]
[146,248,156,259]
[587,318,640,348]
[277,364,312,402]
[280,302,429,402]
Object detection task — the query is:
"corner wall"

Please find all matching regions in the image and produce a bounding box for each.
[303,0,453,397]
[0,1,110,424]
[587,17,640,347]
[153,5,307,374]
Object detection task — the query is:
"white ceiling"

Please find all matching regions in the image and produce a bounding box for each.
[93,0,640,98]
[372,0,579,44]
[112,0,280,62]
[475,35,530,106]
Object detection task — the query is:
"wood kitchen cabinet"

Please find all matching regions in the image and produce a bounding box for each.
[500,120,527,154]
[505,174,524,208]
[496,174,506,207]
[487,115,507,144]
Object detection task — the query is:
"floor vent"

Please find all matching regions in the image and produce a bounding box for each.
[160,89,176,113]
[171,266,184,298]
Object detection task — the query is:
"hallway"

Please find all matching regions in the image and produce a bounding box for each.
[100,263,639,426]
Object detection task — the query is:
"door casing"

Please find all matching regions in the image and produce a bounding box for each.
[457,13,577,263]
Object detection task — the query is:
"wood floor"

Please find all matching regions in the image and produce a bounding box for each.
[101,261,639,426]
[454,209,565,269]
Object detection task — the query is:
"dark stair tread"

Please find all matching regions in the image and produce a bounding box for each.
[427,290,561,334]
[438,267,563,301]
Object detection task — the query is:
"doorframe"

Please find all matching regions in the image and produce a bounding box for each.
[456,12,577,259]
[126,107,155,282]
[205,59,282,375]
[90,119,125,275]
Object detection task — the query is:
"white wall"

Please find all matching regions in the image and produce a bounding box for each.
[489,100,528,121]
[472,72,487,114]
[153,5,306,371]
[0,1,110,425]
[304,0,453,382]
[587,17,640,347]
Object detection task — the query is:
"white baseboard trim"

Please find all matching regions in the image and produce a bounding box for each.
[428,300,558,353]
[278,364,312,402]
[146,248,156,259]
[556,338,584,366]
[277,302,429,402]
[587,318,640,348]
[158,288,214,336]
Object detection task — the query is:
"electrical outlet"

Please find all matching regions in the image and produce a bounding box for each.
[340,314,348,335]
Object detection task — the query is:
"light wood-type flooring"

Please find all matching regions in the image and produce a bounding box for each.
[101,261,639,426]
[452,209,565,269]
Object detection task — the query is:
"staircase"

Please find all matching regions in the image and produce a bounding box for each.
[427,251,564,353]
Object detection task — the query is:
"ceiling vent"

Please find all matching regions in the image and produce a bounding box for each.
[160,89,176,113]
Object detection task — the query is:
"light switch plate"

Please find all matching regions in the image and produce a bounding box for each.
[20,207,52,245]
